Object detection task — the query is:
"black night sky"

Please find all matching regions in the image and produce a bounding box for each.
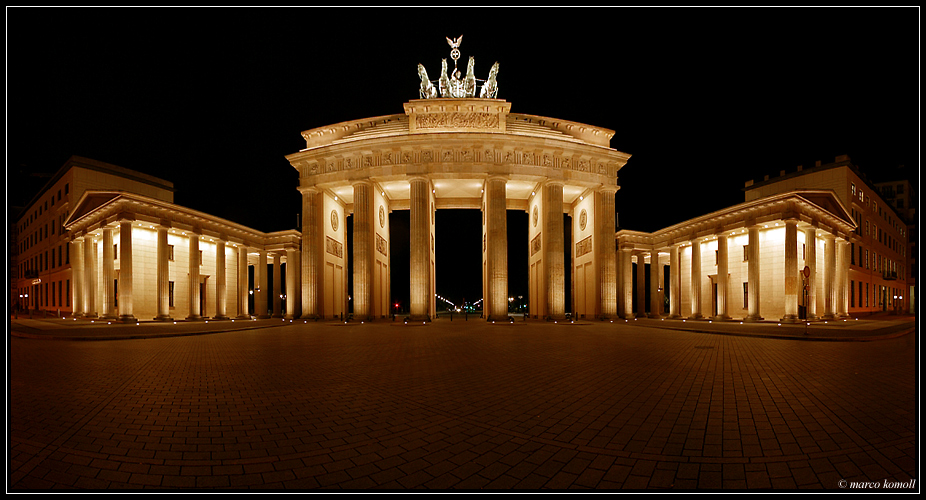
[7,7,918,310]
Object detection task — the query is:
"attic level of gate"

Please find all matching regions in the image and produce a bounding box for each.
[297,99,617,150]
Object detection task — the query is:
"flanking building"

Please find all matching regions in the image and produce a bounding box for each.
[12,156,175,315]
[63,191,300,322]
[744,155,911,316]
[12,155,301,321]
[616,190,857,322]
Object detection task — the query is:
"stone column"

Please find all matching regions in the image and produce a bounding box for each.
[715,234,730,320]
[621,245,634,319]
[187,233,201,320]
[822,233,836,319]
[485,176,508,321]
[118,221,135,322]
[101,226,115,319]
[544,182,565,319]
[300,189,319,319]
[353,181,373,321]
[271,252,282,318]
[409,177,430,321]
[597,187,617,319]
[156,226,172,320]
[804,227,817,320]
[294,249,302,319]
[215,239,228,319]
[257,250,268,318]
[635,252,646,317]
[237,245,250,318]
[689,239,703,319]
[745,225,763,321]
[285,248,297,319]
[781,220,799,322]
[83,235,96,317]
[837,239,849,317]
[70,238,83,317]
[649,249,661,318]
[669,244,681,318]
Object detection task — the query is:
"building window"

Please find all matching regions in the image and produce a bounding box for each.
[66,279,70,307]
[743,282,748,309]
[865,249,869,269]
[850,281,855,308]
[715,249,719,265]
[65,183,69,194]
[802,243,805,260]
[865,283,869,307]
[850,243,855,265]
[851,183,856,196]
[51,282,55,306]
[199,250,203,266]
[168,244,174,261]
[743,245,748,262]
[66,243,69,264]
[58,281,62,308]
[169,281,175,307]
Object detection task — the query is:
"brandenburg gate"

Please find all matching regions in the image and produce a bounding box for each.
[286,38,631,321]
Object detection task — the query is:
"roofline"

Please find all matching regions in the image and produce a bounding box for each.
[64,190,299,244]
[16,155,175,223]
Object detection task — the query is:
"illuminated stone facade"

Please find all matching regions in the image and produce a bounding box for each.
[13,156,174,315]
[745,156,911,315]
[63,191,300,321]
[287,99,631,321]
[616,190,858,322]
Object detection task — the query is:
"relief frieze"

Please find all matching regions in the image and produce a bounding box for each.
[415,112,500,130]
[531,234,542,256]
[375,233,387,257]
[326,236,343,258]
[576,235,593,258]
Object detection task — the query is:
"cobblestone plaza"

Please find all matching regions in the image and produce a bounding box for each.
[9,317,917,490]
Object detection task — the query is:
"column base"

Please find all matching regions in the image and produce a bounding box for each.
[622,313,635,320]
[806,314,818,321]
[299,314,319,320]
[780,315,801,323]
[668,314,682,319]
[100,313,118,320]
[186,315,203,321]
[688,313,703,320]
[213,315,229,320]
[237,314,253,320]
[821,313,836,320]
[743,315,764,322]
[119,315,137,323]
[154,315,174,321]
[712,315,732,321]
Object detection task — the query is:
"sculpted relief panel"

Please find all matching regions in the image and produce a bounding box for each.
[415,112,500,130]
[302,149,616,177]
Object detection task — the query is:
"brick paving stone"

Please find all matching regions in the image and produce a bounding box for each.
[9,319,916,491]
